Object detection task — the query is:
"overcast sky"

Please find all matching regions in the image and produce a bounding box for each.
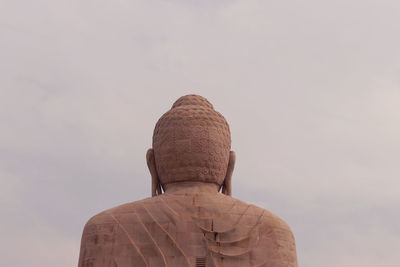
[1,0,399,266]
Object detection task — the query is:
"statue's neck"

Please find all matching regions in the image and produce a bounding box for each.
[163,181,220,195]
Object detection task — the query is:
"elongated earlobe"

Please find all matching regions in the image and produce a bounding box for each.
[222,151,235,196]
[146,149,162,197]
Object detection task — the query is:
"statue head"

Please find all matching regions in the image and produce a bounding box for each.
[146,94,235,196]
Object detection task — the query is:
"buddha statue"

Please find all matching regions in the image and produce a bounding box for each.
[78,95,298,267]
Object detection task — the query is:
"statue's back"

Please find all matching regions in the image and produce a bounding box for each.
[78,186,297,267]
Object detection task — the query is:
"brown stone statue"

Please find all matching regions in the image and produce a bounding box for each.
[78,95,298,267]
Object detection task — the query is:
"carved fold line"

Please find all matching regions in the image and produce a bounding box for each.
[204,234,252,244]
[107,212,148,267]
[205,229,258,253]
[168,195,192,212]
[226,201,238,213]
[208,245,253,257]
[159,197,180,217]
[133,208,168,267]
[194,204,253,234]
[193,223,214,233]
[215,210,265,246]
[205,210,266,258]
[245,210,268,249]
[142,204,192,267]
[183,197,238,220]
[229,204,252,227]
[204,226,261,245]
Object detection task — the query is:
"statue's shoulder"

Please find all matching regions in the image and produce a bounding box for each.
[79,196,169,267]
[83,196,160,227]
[233,198,295,240]
[256,205,294,235]
[239,201,297,266]
[203,194,295,241]
[189,194,297,266]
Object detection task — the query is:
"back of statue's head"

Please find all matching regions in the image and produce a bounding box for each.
[152,94,231,186]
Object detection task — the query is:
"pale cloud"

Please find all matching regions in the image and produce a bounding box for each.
[1,1,399,266]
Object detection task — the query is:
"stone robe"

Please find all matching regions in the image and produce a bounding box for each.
[78,190,297,267]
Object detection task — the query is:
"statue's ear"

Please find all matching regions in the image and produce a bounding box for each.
[146,149,162,197]
[222,151,235,196]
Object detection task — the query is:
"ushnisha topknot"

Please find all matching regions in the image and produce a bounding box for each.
[152,94,231,186]
[171,94,214,109]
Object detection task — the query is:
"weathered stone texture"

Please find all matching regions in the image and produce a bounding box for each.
[78,95,298,267]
